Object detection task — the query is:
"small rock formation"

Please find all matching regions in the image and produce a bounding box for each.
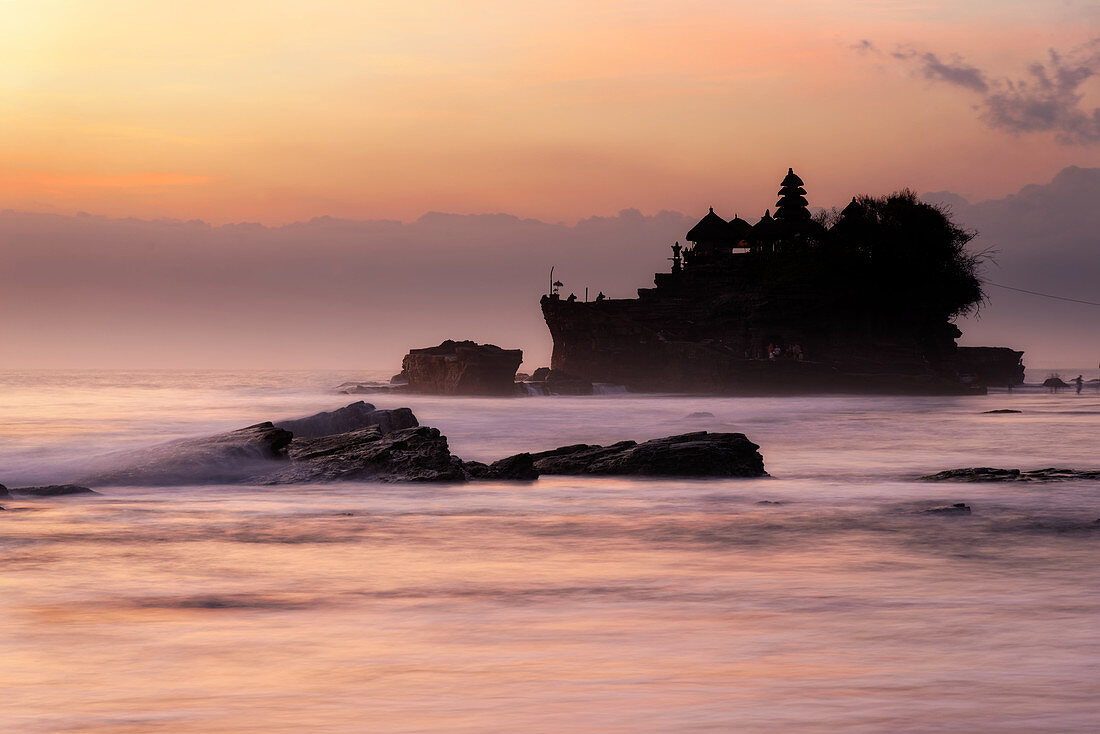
[513,431,766,477]
[0,483,9,498]
[982,409,1022,414]
[400,340,523,396]
[524,367,594,395]
[1043,376,1069,391]
[275,401,417,439]
[84,422,293,486]
[922,502,972,514]
[922,467,1100,482]
[11,485,98,497]
[685,411,716,419]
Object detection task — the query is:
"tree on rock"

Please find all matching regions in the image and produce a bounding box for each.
[826,190,985,320]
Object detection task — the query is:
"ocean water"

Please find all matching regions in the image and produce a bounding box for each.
[1,370,1098,733]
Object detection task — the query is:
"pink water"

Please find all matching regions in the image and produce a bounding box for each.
[1,371,1098,732]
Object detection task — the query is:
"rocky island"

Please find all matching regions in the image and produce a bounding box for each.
[542,169,1025,394]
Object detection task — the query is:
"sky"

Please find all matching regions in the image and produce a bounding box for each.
[2,0,1098,223]
[1,0,1098,371]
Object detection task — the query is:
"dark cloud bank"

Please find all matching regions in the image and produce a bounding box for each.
[863,38,1100,145]
[2,168,1099,372]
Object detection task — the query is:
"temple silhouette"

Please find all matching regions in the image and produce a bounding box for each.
[541,168,1024,394]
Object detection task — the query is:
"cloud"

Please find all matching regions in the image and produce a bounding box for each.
[851,39,880,55]
[877,39,1100,145]
[917,52,989,93]
[982,43,1100,144]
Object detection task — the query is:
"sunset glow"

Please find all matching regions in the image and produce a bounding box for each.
[2,0,1097,223]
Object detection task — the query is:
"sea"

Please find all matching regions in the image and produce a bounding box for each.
[1,369,1098,733]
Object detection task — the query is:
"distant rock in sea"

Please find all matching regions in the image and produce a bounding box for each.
[922,467,1100,482]
[922,502,972,514]
[982,409,1022,414]
[10,485,98,497]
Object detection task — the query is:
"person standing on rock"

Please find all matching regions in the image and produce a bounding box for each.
[1073,375,1084,394]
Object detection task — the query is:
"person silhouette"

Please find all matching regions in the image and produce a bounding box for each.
[566,293,577,302]
[595,292,606,302]
[1073,375,1084,394]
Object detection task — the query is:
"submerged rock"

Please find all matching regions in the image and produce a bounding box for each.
[922,467,1022,482]
[516,431,766,477]
[685,411,716,419]
[85,422,293,486]
[334,382,395,395]
[923,467,1100,482]
[922,502,972,514]
[275,401,418,439]
[11,485,98,497]
[1023,468,1100,481]
[401,340,523,396]
[982,409,1022,414]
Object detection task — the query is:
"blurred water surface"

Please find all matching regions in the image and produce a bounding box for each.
[1,371,1098,733]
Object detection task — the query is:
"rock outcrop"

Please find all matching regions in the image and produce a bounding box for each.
[75,404,767,487]
[84,422,293,486]
[275,401,417,439]
[272,426,465,483]
[515,431,766,477]
[400,340,523,396]
[922,467,1100,482]
[539,180,1020,396]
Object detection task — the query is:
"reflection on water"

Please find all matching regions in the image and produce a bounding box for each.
[1,371,1098,732]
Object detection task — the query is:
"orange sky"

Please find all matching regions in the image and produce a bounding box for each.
[1,0,1098,223]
